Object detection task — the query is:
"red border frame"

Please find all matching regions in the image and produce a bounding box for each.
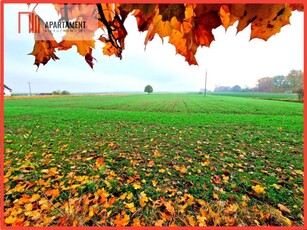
[0,0,4,229]
[0,0,305,229]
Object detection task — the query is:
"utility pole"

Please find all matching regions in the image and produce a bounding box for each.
[204,69,207,97]
[28,82,32,96]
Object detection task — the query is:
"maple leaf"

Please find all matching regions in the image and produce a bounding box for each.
[28,3,303,68]
[113,210,130,226]
[236,4,293,41]
[58,22,95,56]
[29,13,59,69]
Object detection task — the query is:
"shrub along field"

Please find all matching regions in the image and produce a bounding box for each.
[4,93,304,226]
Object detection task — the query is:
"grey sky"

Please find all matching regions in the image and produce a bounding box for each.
[4,4,304,94]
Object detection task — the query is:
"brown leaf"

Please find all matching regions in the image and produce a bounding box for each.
[29,13,59,68]
[85,48,96,69]
[237,4,292,41]
[159,4,185,22]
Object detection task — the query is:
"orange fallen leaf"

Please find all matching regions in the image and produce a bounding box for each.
[113,210,130,226]
[148,160,155,167]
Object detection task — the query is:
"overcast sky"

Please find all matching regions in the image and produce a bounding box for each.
[4,4,304,94]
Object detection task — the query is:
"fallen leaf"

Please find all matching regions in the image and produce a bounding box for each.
[252,184,266,195]
[277,203,291,213]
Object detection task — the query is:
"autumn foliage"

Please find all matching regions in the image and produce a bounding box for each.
[29,3,303,68]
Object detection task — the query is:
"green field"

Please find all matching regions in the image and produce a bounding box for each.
[4,94,304,226]
[212,92,300,102]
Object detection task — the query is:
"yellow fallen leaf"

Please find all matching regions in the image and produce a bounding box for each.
[24,203,33,212]
[163,200,175,214]
[127,192,133,200]
[186,215,195,226]
[152,180,158,187]
[5,216,17,224]
[196,215,207,226]
[201,160,210,166]
[89,206,94,217]
[154,150,162,157]
[294,169,303,175]
[139,191,148,207]
[155,219,164,226]
[252,184,266,195]
[213,191,219,200]
[125,202,136,213]
[133,182,141,189]
[271,184,281,190]
[226,203,238,214]
[119,192,127,200]
[15,183,26,192]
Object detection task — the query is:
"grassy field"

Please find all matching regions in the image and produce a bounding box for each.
[4,93,304,226]
[212,92,300,102]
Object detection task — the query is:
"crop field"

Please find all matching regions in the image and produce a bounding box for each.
[3,93,304,226]
[212,92,299,102]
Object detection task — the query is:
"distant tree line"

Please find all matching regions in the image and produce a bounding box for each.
[214,85,242,93]
[256,70,303,93]
[52,90,70,95]
[214,70,304,101]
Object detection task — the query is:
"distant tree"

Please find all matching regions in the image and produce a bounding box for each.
[61,90,70,95]
[272,75,286,92]
[144,85,153,94]
[284,70,304,100]
[297,88,304,101]
[241,87,252,92]
[231,85,241,92]
[285,70,303,92]
[257,77,274,92]
[214,86,231,92]
[52,90,61,95]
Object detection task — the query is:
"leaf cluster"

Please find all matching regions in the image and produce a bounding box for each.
[28,4,303,68]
